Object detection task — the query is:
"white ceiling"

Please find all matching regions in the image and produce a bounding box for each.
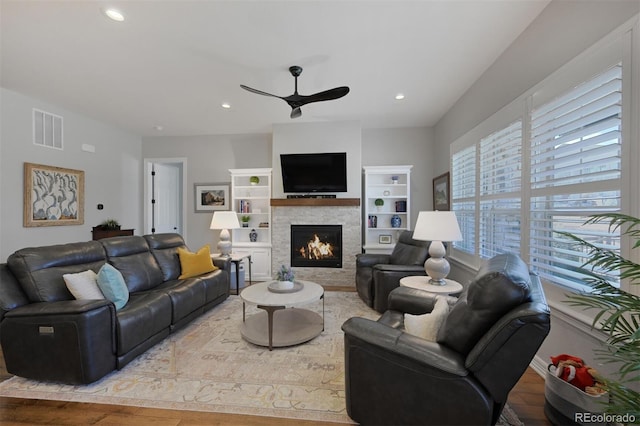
[1,1,550,137]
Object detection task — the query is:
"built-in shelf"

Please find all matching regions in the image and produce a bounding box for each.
[271,198,360,207]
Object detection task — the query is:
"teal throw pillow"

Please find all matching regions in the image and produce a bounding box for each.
[97,263,129,310]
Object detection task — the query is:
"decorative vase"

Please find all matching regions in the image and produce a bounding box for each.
[276,280,294,290]
[249,228,258,242]
[391,214,402,228]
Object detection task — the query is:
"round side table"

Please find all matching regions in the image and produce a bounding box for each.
[399,276,463,295]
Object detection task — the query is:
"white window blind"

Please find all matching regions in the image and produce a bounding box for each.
[479,121,522,258]
[451,145,476,255]
[529,64,622,289]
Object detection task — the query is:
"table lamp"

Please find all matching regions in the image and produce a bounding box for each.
[412,211,462,285]
[210,211,240,256]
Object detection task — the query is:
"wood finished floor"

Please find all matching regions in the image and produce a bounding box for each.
[0,286,552,425]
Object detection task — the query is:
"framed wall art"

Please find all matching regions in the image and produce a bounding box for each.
[194,183,230,212]
[432,172,450,211]
[379,234,392,244]
[24,162,84,227]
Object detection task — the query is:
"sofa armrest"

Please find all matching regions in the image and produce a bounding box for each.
[342,316,467,376]
[355,253,390,267]
[4,299,114,318]
[1,299,117,384]
[386,286,438,314]
[212,256,231,270]
[372,264,426,273]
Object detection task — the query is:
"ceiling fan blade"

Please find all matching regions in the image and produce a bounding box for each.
[240,84,282,99]
[284,86,350,108]
[305,86,350,103]
[290,107,302,119]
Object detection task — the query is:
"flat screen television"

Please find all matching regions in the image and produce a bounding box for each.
[280,152,347,193]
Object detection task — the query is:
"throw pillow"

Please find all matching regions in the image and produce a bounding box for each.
[97,263,129,310]
[404,296,450,341]
[177,244,218,279]
[63,270,105,300]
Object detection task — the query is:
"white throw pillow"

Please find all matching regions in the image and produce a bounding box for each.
[63,270,105,300]
[404,296,450,341]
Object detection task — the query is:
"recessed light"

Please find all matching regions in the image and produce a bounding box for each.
[221,103,231,109]
[153,125,164,131]
[103,8,125,22]
[395,93,405,100]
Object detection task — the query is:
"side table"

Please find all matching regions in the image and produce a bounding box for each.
[212,253,252,295]
[399,276,463,295]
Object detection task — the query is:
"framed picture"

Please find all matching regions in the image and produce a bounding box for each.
[194,183,230,212]
[379,234,392,244]
[433,172,450,211]
[24,162,84,227]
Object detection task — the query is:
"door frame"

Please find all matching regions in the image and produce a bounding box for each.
[143,157,188,236]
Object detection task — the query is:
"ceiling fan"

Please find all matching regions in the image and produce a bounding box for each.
[240,66,350,119]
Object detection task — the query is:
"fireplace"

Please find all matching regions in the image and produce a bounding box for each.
[291,225,342,268]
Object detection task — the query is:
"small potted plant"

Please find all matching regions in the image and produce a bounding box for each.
[274,264,295,290]
[98,218,120,230]
[241,215,250,227]
[250,176,260,185]
[375,198,384,211]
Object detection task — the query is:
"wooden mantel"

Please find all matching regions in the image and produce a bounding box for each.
[271,198,360,207]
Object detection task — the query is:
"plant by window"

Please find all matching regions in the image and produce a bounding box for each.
[275,265,295,282]
[561,213,640,417]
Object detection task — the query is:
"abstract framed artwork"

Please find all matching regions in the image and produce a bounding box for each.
[24,162,84,227]
[194,183,230,212]
[432,172,450,211]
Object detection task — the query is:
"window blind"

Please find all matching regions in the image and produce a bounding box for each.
[479,121,522,258]
[529,63,622,289]
[451,145,476,254]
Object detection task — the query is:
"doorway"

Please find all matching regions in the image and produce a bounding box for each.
[143,158,187,236]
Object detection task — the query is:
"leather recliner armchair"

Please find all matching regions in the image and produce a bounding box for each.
[343,253,551,425]
[356,230,431,313]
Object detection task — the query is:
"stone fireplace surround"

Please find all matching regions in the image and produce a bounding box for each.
[271,199,361,288]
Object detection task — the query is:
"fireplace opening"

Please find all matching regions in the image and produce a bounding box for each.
[291,225,342,268]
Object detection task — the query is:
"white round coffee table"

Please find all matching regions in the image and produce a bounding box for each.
[399,276,463,295]
[239,280,324,350]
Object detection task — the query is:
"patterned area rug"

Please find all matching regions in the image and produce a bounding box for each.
[0,291,523,425]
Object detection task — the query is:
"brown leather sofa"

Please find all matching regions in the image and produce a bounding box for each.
[343,253,551,425]
[355,230,431,313]
[0,233,230,384]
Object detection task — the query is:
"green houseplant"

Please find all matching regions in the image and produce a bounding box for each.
[560,213,640,418]
[98,218,120,230]
[241,215,250,227]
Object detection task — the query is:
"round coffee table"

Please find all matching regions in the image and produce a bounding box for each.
[239,280,324,350]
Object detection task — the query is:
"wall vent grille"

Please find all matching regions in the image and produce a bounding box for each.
[33,108,63,150]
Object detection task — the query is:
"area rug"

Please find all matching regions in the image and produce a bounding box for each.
[0,291,523,425]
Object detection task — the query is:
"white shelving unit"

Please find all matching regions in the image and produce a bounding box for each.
[230,168,272,281]
[362,165,412,254]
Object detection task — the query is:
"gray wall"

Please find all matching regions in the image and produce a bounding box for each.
[141,133,272,251]
[0,88,142,261]
[433,0,640,378]
[141,124,434,252]
[362,127,434,228]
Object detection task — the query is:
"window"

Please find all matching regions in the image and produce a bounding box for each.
[530,64,622,289]
[450,24,631,293]
[451,145,476,255]
[479,121,522,258]
[33,109,63,150]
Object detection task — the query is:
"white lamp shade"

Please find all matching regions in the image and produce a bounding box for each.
[413,211,462,242]
[210,211,240,230]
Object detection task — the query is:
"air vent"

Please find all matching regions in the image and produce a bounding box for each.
[33,108,63,149]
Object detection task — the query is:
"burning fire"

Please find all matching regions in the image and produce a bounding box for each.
[298,234,335,260]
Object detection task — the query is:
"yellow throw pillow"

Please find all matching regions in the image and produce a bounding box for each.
[177,245,218,279]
